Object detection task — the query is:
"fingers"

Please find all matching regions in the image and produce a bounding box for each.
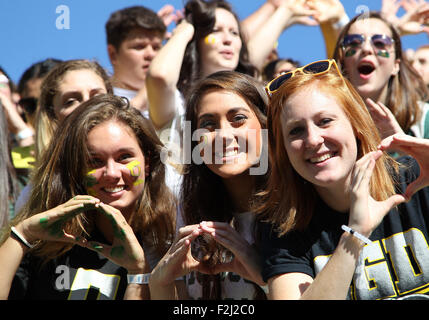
[405,177,427,200]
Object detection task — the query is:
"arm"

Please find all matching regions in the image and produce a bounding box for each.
[247,1,317,70]
[241,1,277,42]
[146,20,194,130]
[269,151,405,299]
[269,233,363,299]
[0,92,34,147]
[0,195,101,299]
[307,0,348,59]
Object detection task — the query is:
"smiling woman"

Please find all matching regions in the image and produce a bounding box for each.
[0,94,176,300]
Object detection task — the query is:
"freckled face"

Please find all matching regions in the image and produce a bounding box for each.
[281,85,358,192]
[85,120,146,218]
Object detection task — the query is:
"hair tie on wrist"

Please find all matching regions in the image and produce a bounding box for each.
[341,225,371,245]
[10,227,35,249]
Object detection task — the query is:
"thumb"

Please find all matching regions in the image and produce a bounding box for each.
[381,194,406,212]
[404,178,426,200]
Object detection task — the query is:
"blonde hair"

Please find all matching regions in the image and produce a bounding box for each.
[258,68,398,235]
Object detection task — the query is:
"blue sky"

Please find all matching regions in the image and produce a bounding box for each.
[0,0,427,84]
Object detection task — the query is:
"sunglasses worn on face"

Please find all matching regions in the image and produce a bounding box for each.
[342,34,394,53]
[265,59,342,97]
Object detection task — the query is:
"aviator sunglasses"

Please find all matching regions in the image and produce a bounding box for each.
[265,59,343,97]
[342,34,395,57]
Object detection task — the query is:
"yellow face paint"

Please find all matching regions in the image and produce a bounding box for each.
[126,160,144,186]
[85,169,98,196]
[204,35,216,45]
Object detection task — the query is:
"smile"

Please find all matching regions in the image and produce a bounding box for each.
[215,149,238,158]
[309,152,336,164]
[103,186,125,193]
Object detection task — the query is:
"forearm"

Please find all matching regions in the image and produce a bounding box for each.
[146,29,191,129]
[241,2,276,42]
[0,235,28,299]
[247,5,293,70]
[301,232,364,300]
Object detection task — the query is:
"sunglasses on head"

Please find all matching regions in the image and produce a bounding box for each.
[342,34,395,52]
[265,59,343,97]
[18,97,38,114]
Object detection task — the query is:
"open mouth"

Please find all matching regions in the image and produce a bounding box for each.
[357,62,375,76]
[308,152,337,164]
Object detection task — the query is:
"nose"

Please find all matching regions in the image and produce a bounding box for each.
[222,30,233,45]
[145,45,157,61]
[104,160,122,180]
[304,125,324,148]
[360,36,374,55]
[214,121,236,149]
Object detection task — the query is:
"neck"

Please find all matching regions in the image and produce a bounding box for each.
[315,182,350,213]
[222,174,255,213]
[361,84,389,105]
[111,74,141,92]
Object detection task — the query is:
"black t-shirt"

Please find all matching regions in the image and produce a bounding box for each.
[9,232,128,300]
[261,156,429,300]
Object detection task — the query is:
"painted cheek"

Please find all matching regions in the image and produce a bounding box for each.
[377,50,390,58]
[85,169,99,197]
[345,49,357,57]
[125,160,144,186]
[204,35,217,46]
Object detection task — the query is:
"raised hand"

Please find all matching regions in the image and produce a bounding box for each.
[199,221,265,286]
[15,195,101,245]
[348,151,406,237]
[366,98,404,140]
[81,202,146,274]
[379,134,429,199]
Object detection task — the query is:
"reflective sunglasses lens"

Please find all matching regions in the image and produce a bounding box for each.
[343,34,364,48]
[269,72,293,92]
[303,61,330,74]
[371,34,393,49]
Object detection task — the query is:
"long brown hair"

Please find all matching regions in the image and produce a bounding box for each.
[8,94,175,261]
[183,70,267,299]
[333,11,429,135]
[258,68,398,236]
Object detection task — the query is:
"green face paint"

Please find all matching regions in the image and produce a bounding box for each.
[125,160,144,186]
[345,49,356,57]
[377,50,390,58]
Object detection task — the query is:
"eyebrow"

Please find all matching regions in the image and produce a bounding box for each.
[198,107,251,120]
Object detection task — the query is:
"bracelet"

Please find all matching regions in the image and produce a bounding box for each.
[16,128,34,140]
[127,273,151,284]
[333,13,350,30]
[10,227,35,249]
[341,225,371,245]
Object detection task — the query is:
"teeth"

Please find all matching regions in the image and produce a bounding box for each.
[215,149,238,157]
[310,153,334,164]
[103,186,124,193]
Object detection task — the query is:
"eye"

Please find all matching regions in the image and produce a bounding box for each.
[232,114,247,124]
[289,126,303,136]
[230,29,239,36]
[372,40,387,49]
[118,153,133,162]
[319,118,333,126]
[88,157,104,168]
[63,98,79,107]
[198,119,216,130]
